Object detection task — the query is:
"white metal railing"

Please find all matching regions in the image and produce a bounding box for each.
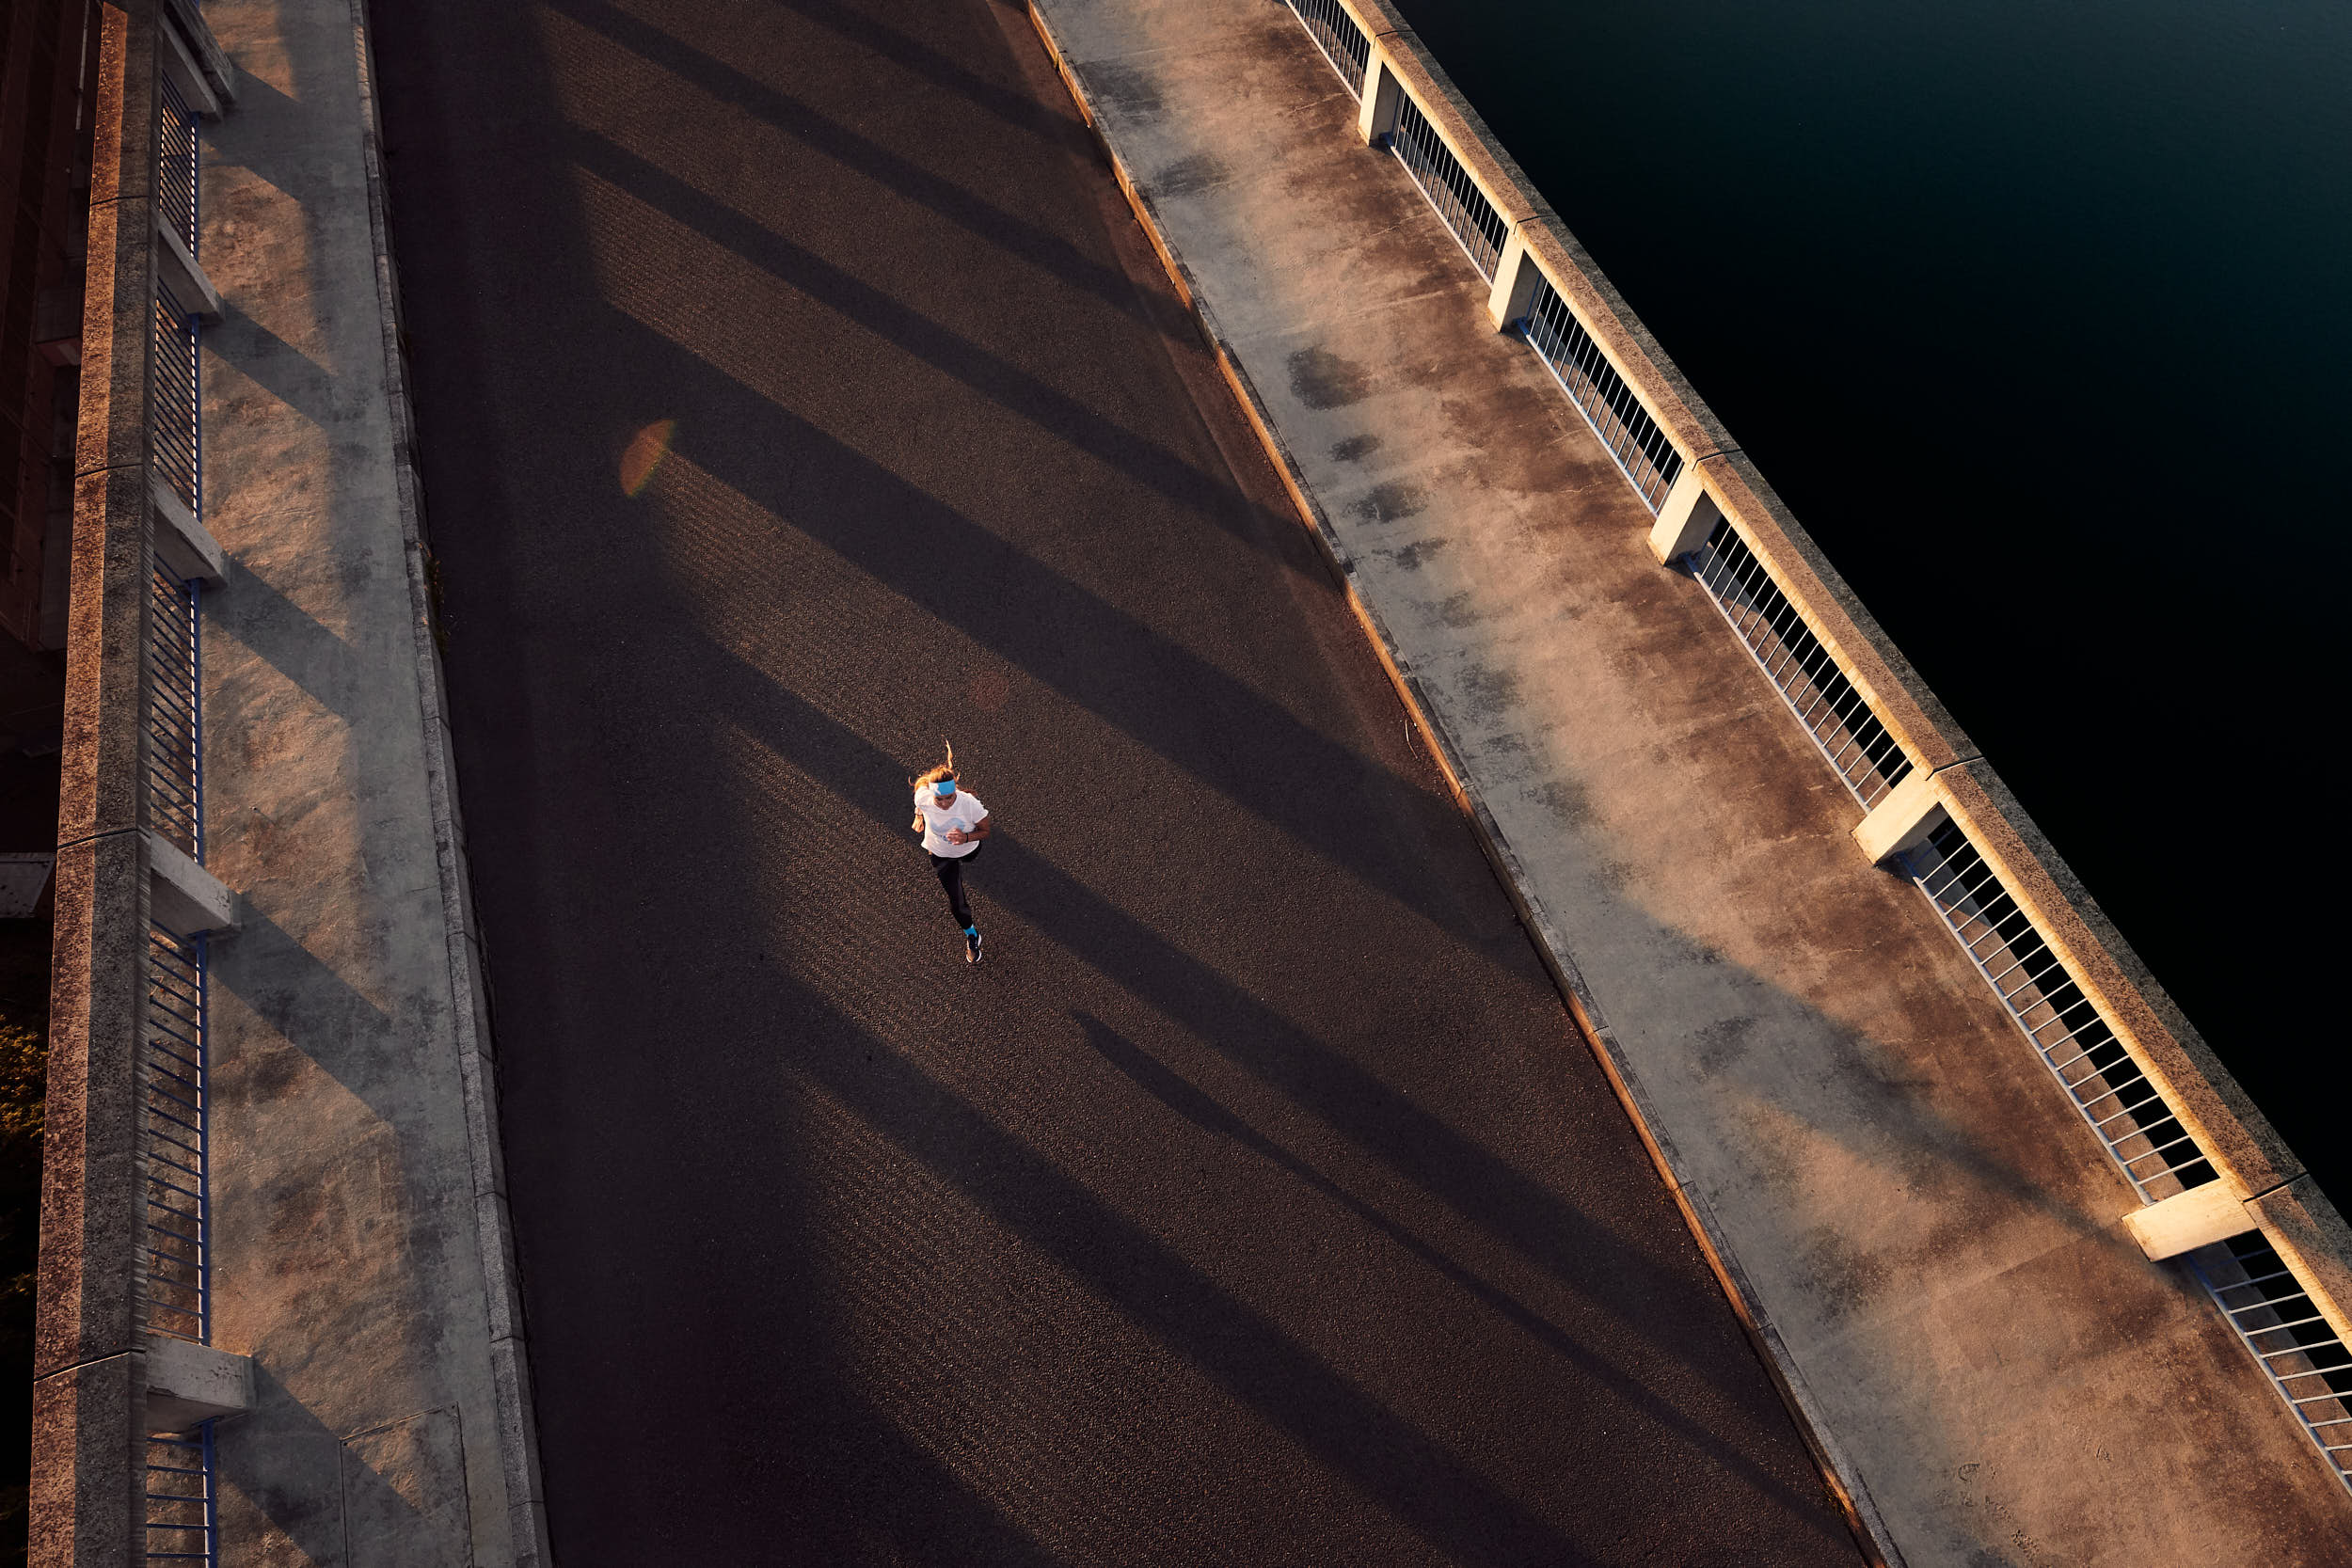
[1386,93,1505,280]
[1519,273,1683,513]
[1683,519,1912,807]
[2193,1235,2352,1495]
[1274,0,1685,515]
[1282,0,1368,98]
[1898,817,2212,1203]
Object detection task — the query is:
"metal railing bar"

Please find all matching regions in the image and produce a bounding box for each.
[1281,0,1371,97]
[2247,1312,2341,1338]
[2217,1267,2306,1293]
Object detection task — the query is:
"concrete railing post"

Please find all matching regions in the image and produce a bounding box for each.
[2124,1182,2256,1260]
[1485,233,1544,330]
[1356,51,1404,145]
[143,1338,256,1432]
[1851,765,1945,864]
[149,473,225,586]
[153,4,223,117]
[1645,464,1720,562]
[152,214,221,323]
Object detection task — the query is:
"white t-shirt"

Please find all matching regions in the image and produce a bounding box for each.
[915,785,987,858]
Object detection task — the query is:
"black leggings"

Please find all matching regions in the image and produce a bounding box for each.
[929,842,982,930]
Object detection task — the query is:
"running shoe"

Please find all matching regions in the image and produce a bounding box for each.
[965,929,985,965]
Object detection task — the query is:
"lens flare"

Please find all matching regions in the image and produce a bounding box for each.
[967,669,1011,712]
[620,419,676,497]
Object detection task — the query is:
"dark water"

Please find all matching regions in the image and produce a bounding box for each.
[1383,0,2351,1199]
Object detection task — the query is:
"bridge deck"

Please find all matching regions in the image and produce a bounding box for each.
[369,0,1857,1561]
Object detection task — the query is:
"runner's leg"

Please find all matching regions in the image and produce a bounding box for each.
[930,852,974,930]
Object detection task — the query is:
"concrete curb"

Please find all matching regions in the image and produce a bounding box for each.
[1020,5,1903,1562]
[342,1,552,1560]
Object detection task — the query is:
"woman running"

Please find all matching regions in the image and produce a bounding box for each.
[910,743,992,963]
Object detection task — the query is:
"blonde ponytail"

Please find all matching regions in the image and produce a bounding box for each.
[910,738,960,792]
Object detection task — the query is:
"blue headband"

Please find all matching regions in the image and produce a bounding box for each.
[933,779,956,798]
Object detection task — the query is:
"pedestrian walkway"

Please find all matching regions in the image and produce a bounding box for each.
[1025,0,2352,1561]
[192,0,544,1560]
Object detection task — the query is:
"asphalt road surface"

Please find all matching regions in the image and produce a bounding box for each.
[369,1,1861,1562]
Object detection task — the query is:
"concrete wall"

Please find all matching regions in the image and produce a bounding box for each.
[34,3,192,1558]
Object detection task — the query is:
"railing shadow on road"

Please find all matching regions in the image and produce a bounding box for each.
[1073,1008,1851,1537]
[707,623,2147,1269]
[218,1365,463,1560]
[548,0,1176,336]
[684,642,2208,1558]
[208,559,367,730]
[209,300,342,438]
[389,0,1490,950]
[563,129,1318,578]
[770,0,1089,146]
[601,384,1488,954]
[628,962,1618,1567]
[437,59,2170,1434]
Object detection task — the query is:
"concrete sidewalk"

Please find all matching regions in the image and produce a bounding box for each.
[1027,0,2352,1562]
[188,0,545,1560]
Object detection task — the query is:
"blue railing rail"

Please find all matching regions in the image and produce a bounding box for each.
[145,1425,220,1566]
[157,71,199,259]
[142,924,212,1344]
[151,288,201,515]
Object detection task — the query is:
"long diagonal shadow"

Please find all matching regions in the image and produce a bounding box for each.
[765,0,1083,146]
[758,972,1600,1568]
[709,633,2138,1378]
[627,372,1478,942]
[1074,1011,1849,1538]
[705,643,1737,1350]
[555,0,1165,328]
[568,129,1301,565]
